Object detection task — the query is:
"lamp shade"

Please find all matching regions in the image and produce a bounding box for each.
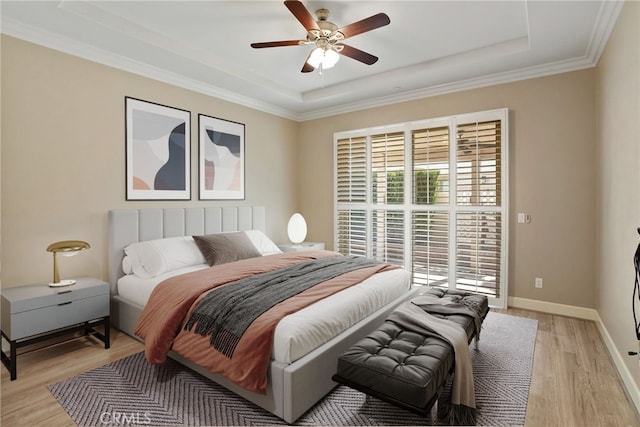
[287,213,307,245]
[46,240,90,254]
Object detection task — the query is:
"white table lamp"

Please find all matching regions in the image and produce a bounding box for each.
[287,213,307,245]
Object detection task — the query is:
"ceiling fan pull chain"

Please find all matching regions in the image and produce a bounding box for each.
[319,63,326,87]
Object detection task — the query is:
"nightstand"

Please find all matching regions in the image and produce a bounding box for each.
[0,276,110,380]
[278,242,325,252]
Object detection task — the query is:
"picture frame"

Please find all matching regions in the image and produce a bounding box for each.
[198,114,245,200]
[125,97,191,200]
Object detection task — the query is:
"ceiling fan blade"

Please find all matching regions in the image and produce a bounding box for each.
[251,40,306,48]
[338,13,390,39]
[301,50,315,73]
[337,44,379,65]
[285,0,320,32]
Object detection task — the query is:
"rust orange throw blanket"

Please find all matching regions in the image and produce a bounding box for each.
[135,250,397,394]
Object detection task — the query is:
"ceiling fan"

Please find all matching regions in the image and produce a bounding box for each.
[250,1,390,73]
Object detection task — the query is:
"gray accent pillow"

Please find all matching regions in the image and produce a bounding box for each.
[193,232,262,266]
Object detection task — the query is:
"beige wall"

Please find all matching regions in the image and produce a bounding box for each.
[0,35,299,287]
[0,19,625,313]
[595,0,640,395]
[299,70,597,308]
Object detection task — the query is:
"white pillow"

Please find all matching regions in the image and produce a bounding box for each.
[244,230,282,255]
[124,236,206,279]
[122,256,133,275]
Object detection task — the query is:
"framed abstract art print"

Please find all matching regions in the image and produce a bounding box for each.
[198,114,245,200]
[125,97,191,200]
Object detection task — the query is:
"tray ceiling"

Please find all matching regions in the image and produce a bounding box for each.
[1,1,623,121]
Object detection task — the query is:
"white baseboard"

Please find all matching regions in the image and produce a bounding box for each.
[508,296,640,416]
[508,296,599,320]
[593,312,640,415]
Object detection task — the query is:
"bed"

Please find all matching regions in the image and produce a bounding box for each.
[108,206,417,423]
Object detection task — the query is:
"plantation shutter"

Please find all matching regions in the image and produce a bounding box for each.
[370,132,405,265]
[454,119,503,297]
[371,132,404,205]
[412,126,450,205]
[334,109,508,307]
[456,212,502,295]
[336,136,366,204]
[411,126,450,286]
[336,136,367,257]
[336,209,367,257]
[372,209,405,265]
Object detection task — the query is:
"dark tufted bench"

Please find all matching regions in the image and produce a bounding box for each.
[332,288,489,417]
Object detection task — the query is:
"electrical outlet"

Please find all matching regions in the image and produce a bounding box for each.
[535,277,543,288]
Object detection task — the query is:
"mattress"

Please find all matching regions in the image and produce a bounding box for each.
[117,265,411,364]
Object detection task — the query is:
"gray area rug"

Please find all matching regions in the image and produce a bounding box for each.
[49,312,537,426]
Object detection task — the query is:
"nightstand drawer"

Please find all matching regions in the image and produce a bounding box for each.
[4,293,109,340]
[2,277,107,314]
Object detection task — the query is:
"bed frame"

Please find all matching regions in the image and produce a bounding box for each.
[108,206,417,423]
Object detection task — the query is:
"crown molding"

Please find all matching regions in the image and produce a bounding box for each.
[1,0,623,123]
[297,55,596,121]
[1,17,300,121]
[585,0,625,63]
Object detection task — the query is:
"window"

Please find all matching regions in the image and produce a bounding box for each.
[336,136,367,257]
[411,125,450,288]
[334,109,508,307]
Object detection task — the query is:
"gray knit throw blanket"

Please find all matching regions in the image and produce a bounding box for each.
[411,293,484,341]
[184,255,382,358]
[387,301,477,425]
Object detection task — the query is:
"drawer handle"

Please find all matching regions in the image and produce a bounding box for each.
[58,301,72,306]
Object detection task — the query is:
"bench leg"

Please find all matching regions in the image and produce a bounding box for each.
[430,397,438,423]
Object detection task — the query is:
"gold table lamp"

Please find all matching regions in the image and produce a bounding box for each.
[46,240,90,287]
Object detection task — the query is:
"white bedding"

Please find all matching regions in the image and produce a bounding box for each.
[272,268,410,363]
[117,263,411,364]
[117,264,209,306]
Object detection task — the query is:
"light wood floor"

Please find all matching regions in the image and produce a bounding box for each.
[1,309,639,426]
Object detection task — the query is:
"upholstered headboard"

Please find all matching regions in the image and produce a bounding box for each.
[108,206,265,294]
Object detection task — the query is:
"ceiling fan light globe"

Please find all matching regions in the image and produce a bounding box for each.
[307,47,324,68]
[323,49,340,68]
[307,47,340,69]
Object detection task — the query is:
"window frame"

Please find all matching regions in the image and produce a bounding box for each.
[333,108,508,308]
